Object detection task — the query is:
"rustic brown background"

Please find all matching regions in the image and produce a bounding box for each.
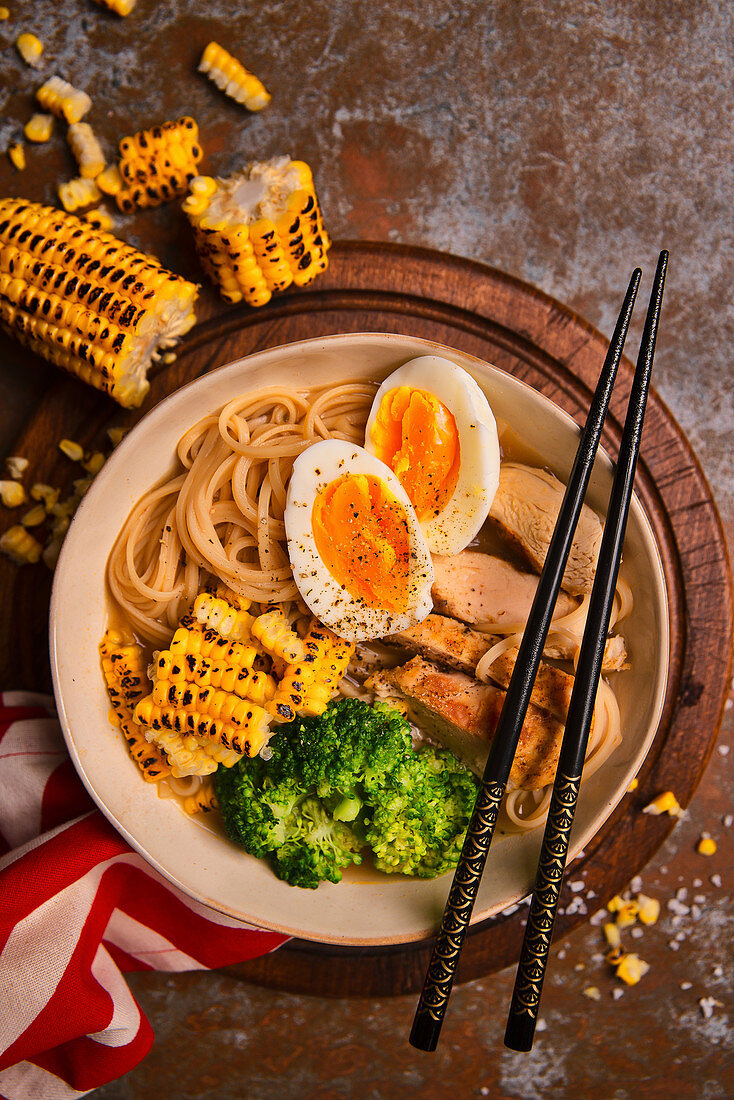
[0,1,732,1097]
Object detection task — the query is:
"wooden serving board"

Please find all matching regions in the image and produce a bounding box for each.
[1,242,731,996]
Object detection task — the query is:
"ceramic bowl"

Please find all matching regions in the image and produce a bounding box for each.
[50,332,669,945]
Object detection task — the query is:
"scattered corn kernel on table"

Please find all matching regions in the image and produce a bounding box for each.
[1,2,733,1097]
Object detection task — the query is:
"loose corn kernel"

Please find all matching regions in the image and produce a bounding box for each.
[107,426,126,446]
[36,75,92,123]
[615,953,650,986]
[198,41,271,111]
[59,439,85,462]
[5,456,28,479]
[697,835,717,856]
[606,894,624,913]
[8,143,25,171]
[615,900,639,930]
[31,483,59,509]
[643,791,683,817]
[96,163,123,196]
[16,33,43,67]
[0,524,42,563]
[636,894,660,925]
[83,206,114,231]
[24,113,54,143]
[627,777,639,792]
[0,480,27,508]
[603,922,622,949]
[21,502,46,527]
[94,0,138,13]
[582,986,601,1001]
[67,122,106,179]
[82,451,105,475]
[57,176,101,213]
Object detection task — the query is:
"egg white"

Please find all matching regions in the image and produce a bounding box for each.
[284,439,434,642]
[364,355,500,555]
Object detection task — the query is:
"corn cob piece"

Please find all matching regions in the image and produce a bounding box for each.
[182,157,330,306]
[183,777,218,815]
[94,0,137,13]
[115,117,203,213]
[97,164,123,197]
[192,592,254,640]
[0,524,42,563]
[67,122,106,179]
[16,33,43,67]
[267,622,355,723]
[36,75,91,124]
[24,114,54,143]
[198,42,271,111]
[57,176,101,213]
[8,143,25,171]
[0,198,198,407]
[100,630,171,782]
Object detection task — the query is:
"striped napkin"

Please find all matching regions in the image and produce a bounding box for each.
[0,693,287,1099]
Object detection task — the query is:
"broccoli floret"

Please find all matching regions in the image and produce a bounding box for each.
[215,697,479,889]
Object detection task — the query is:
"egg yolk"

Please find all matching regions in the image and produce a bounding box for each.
[369,386,460,521]
[312,473,410,613]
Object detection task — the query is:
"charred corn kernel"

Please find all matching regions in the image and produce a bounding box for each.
[615,900,639,929]
[193,592,254,641]
[36,75,91,124]
[94,0,138,13]
[0,198,198,407]
[67,122,106,179]
[0,480,27,507]
[6,456,28,479]
[82,451,105,474]
[16,33,43,67]
[697,835,717,855]
[21,502,46,526]
[603,922,622,950]
[183,777,218,815]
[57,176,101,213]
[59,438,84,462]
[643,790,683,817]
[115,117,203,212]
[24,114,54,143]
[83,206,114,231]
[0,524,42,563]
[198,42,271,111]
[31,482,59,508]
[8,143,25,171]
[251,609,305,663]
[635,894,660,925]
[183,157,330,306]
[615,953,650,986]
[96,163,123,196]
[627,777,639,792]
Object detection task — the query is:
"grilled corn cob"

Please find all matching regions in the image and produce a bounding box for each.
[36,75,91,124]
[182,157,330,306]
[67,122,106,179]
[198,42,271,111]
[115,117,203,212]
[267,621,355,723]
[16,33,43,67]
[57,176,101,213]
[94,0,138,13]
[0,198,198,406]
[24,114,54,143]
[100,630,171,782]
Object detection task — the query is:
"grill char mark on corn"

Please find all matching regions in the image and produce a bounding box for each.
[0,198,198,407]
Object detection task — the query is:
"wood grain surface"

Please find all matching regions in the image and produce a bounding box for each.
[0,241,731,996]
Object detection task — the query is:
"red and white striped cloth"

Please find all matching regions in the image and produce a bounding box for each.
[0,693,288,1099]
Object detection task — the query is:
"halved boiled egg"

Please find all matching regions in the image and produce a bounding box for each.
[364,356,500,555]
[284,439,434,642]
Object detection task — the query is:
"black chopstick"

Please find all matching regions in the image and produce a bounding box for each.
[409,266,643,1053]
[504,249,668,1052]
